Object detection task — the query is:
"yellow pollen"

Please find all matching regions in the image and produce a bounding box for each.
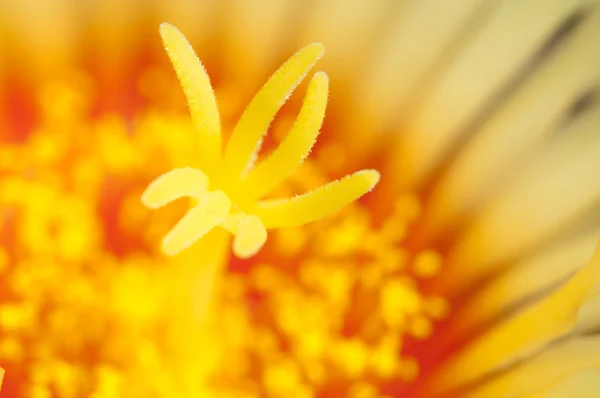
[0,248,8,274]
[349,382,378,398]
[413,249,442,278]
[369,336,400,378]
[262,360,303,396]
[273,227,308,256]
[0,336,24,363]
[381,279,423,329]
[334,339,369,377]
[399,357,420,382]
[425,296,450,320]
[142,23,380,258]
[409,315,434,340]
[394,194,422,223]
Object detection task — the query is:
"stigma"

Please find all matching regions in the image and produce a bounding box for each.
[142,23,379,258]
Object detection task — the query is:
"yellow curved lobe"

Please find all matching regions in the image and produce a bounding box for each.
[141,167,210,208]
[233,215,268,259]
[254,170,380,229]
[241,71,329,200]
[223,42,325,179]
[160,23,222,173]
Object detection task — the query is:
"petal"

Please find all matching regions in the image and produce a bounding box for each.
[463,336,600,398]
[223,43,325,179]
[358,0,485,132]
[446,102,600,294]
[299,0,394,83]
[430,243,600,394]
[141,167,209,209]
[577,292,600,334]
[422,7,600,242]
[162,191,231,256]
[393,0,586,188]
[538,369,600,398]
[254,170,379,229]
[241,71,329,200]
[450,227,599,340]
[220,0,292,83]
[160,23,222,173]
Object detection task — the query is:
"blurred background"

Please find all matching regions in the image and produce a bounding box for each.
[1,1,600,397]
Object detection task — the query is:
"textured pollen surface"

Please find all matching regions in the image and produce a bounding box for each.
[0,74,449,397]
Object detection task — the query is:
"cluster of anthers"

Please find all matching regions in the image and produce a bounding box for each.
[142,23,380,258]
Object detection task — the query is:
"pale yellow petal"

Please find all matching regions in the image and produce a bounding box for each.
[463,337,600,398]
[162,191,231,256]
[223,43,325,179]
[539,368,600,398]
[447,104,600,293]
[358,0,485,132]
[395,0,585,188]
[299,0,396,82]
[159,1,221,50]
[577,292,600,334]
[451,228,600,339]
[220,0,292,84]
[431,244,600,393]
[297,0,400,158]
[160,23,221,173]
[253,170,379,229]
[141,167,210,208]
[241,71,329,200]
[423,7,600,240]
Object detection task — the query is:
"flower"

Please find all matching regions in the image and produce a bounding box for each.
[1,1,600,398]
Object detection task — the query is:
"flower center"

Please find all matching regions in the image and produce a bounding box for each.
[0,27,448,398]
[0,68,451,397]
[210,159,450,397]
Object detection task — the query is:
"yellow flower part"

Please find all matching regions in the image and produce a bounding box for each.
[142,23,380,258]
[430,243,600,396]
[1,2,600,398]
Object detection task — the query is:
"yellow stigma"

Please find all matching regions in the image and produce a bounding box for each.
[142,23,380,258]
